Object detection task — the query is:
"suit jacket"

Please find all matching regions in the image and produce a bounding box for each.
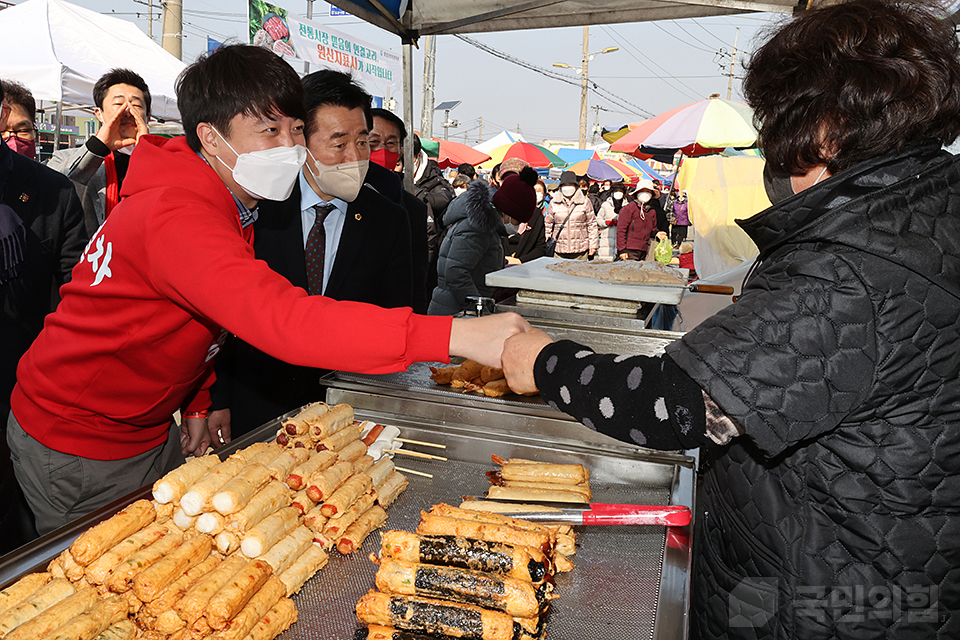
[212,181,414,436]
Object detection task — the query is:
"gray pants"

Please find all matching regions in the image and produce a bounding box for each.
[6,411,184,536]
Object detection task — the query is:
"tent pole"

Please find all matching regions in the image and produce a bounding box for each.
[402,38,415,192]
[55,101,63,151]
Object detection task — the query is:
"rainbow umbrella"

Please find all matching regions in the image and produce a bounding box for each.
[611,98,757,158]
[565,157,625,182]
[619,157,669,184]
[420,138,491,169]
[480,142,567,169]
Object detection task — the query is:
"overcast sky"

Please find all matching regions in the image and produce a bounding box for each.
[85,0,785,145]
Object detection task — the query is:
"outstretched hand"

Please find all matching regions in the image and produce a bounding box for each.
[501,328,555,395]
[449,313,531,369]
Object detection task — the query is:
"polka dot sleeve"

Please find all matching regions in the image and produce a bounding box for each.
[533,339,711,450]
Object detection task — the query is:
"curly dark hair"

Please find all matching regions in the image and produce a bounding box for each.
[744,0,960,176]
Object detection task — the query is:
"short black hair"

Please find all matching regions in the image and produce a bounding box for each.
[176,45,307,152]
[413,134,422,157]
[93,69,152,118]
[301,69,372,140]
[370,108,407,143]
[457,163,476,179]
[1,80,35,120]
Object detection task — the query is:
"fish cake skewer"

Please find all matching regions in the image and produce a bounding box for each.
[69,500,156,566]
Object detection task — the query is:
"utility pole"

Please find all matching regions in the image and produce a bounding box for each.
[147,0,153,39]
[420,36,436,139]
[579,26,589,149]
[726,27,739,100]
[591,104,602,146]
[161,0,182,60]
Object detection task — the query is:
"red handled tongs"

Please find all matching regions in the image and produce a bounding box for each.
[486,502,691,527]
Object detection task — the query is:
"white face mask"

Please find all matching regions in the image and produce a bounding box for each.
[560,185,577,198]
[535,191,544,204]
[455,187,466,197]
[612,191,624,201]
[306,150,369,203]
[637,191,653,204]
[212,127,306,201]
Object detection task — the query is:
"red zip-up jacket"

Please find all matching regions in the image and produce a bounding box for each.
[12,136,451,460]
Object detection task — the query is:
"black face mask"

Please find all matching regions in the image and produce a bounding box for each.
[762,163,795,205]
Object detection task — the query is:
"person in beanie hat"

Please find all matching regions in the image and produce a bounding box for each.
[617,179,660,260]
[427,167,538,315]
[505,177,549,265]
[544,170,596,260]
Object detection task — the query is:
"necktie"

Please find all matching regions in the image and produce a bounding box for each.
[305,203,335,296]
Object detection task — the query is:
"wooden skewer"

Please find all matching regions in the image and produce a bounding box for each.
[384,449,448,461]
[395,466,433,479]
[394,437,446,450]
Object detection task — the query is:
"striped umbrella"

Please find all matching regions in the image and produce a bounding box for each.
[565,157,623,182]
[480,142,567,169]
[420,138,491,169]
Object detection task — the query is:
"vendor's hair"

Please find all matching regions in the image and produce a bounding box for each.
[301,70,372,139]
[744,0,960,176]
[457,162,476,179]
[1,80,35,121]
[370,108,407,145]
[94,69,152,118]
[176,45,306,152]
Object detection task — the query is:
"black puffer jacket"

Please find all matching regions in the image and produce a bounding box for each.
[428,180,506,315]
[666,144,960,639]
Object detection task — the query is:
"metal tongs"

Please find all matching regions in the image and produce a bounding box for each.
[481,501,691,527]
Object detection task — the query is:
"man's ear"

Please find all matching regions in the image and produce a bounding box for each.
[94,107,104,125]
[196,122,221,157]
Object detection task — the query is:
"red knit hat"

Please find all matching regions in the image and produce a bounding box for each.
[493,166,539,223]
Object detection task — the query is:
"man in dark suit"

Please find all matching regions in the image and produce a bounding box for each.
[210,70,414,438]
[1,84,87,552]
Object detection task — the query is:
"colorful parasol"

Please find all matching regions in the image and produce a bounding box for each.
[565,157,626,183]
[610,98,757,158]
[480,141,567,169]
[420,139,491,169]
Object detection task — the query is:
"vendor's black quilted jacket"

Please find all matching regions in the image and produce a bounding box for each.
[666,144,960,639]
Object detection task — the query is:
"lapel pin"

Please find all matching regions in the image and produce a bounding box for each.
[355,213,362,221]
[19,193,29,202]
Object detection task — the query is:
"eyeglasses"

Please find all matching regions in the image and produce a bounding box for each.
[1,125,38,141]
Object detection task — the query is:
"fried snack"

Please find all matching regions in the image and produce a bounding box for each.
[153,456,221,505]
[105,528,184,594]
[212,463,273,516]
[322,489,376,539]
[141,553,220,619]
[285,450,337,490]
[379,531,549,584]
[429,505,555,536]
[173,508,198,531]
[555,533,577,557]
[53,550,86,582]
[0,572,52,615]
[204,559,272,630]
[180,457,247,516]
[175,555,248,625]
[451,360,483,384]
[264,448,310,481]
[317,426,362,452]
[227,481,289,532]
[417,513,550,553]
[4,587,98,640]
[215,532,241,556]
[240,507,298,558]
[196,512,226,535]
[498,480,592,500]
[277,545,328,596]
[367,457,395,488]
[209,576,284,640]
[231,443,274,461]
[375,473,408,508]
[375,559,551,618]
[479,366,504,384]
[281,402,330,436]
[487,485,588,504]
[155,501,176,523]
[289,489,315,516]
[308,404,354,439]
[304,461,354,503]
[360,423,385,446]
[356,591,516,640]
[553,553,574,573]
[259,526,313,574]
[245,445,285,469]
[428,365,457,385]
[481,379,510,398]
[301,505,328,533]
[132,534,213,602]
[92,619,136,640]
[69,499,156,566]
[336,505,387,555]
[243,596,297,640]
[353,455,375,474]
[458,500,563,515]
[153,609,186,635]
[321,473,372,518]
[0,578,75,635]
[38,595,127,640]
[336,440,368,464]
[275,432,312,448]
[494,458,589,485]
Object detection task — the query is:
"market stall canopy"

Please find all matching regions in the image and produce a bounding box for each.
[0,0,185,121]
[480,141,567,169]
[330,0,800,38]
[474,130,526,154]
[421,138,491,168]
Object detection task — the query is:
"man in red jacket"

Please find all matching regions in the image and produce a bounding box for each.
[6,44,528,536]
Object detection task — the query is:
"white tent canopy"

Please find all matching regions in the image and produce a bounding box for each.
[0,0,185,121]
[473,130,527,154]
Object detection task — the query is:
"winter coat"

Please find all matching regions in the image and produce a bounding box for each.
[414,157,455,227]
[595,197,625,260]
[672,199,690,226]
[616,201,658,253]
[505,205,547,263]
[544,190,597,254]
[429,180,507,315]
[665,143,960,639]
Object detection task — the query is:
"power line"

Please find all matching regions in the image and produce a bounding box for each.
[652,21,718,54]
[599,24,704,102]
